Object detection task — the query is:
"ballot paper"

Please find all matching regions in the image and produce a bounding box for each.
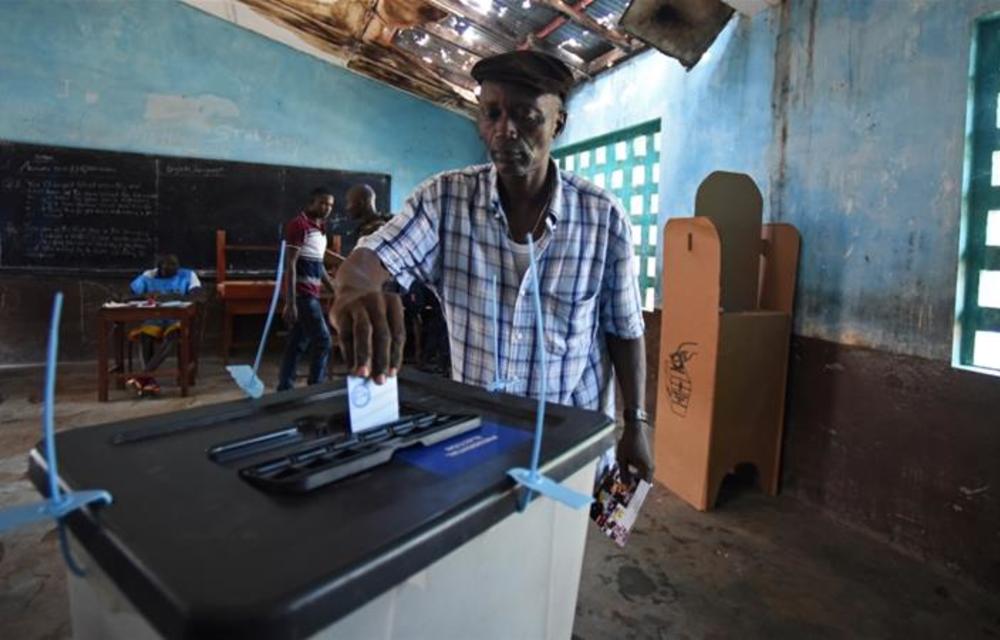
[347,375,400,433]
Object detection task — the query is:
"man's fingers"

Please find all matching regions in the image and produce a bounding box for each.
[332,307,355,370]
[386,294,406,375]
[615,445,633,483]
[367,295,392,381]
[352,307,373,375]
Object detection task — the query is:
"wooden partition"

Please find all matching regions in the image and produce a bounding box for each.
[654,172,800,511]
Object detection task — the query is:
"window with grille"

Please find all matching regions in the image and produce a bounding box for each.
[958,16,1000,371]
[553,120,661,310]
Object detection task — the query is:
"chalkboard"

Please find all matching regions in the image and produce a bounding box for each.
[0,141,390,273]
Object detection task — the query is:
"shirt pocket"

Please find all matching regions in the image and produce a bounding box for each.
[543,291,599,357]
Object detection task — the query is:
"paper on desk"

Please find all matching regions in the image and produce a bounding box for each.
[347,375,399,433]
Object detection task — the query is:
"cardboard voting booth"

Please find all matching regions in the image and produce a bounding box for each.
[655,171,799,511]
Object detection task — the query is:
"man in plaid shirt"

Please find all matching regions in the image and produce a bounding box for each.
[332,50,654,481]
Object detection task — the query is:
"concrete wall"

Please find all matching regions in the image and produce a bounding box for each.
[567,0,1000,589]
[561,14,780,305]
[0,0,485,364]
[566,0,1000,362]
[0,0,484,213]
[774,0,1000,361]
[770,0,1000,592]
[557,51,673,147]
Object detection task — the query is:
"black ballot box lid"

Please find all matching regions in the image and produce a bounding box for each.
[30,369,614,639]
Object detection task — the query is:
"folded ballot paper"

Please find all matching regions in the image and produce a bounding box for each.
[590,464,652,547]
[347,375,400,433]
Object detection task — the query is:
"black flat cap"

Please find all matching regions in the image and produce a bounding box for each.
[471,50,574,99]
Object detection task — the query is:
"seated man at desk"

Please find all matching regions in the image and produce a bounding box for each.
[126,253,203,396]
[330,51,654,482]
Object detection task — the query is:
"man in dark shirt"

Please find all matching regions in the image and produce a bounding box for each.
[329,184,390,255]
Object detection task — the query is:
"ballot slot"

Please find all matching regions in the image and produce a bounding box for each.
[239,412,482,494]
[111,387,346,446]
[206,404,428,466]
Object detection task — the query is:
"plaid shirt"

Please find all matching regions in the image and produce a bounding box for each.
[359,162,645,416]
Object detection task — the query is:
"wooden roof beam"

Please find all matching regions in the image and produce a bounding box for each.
[418,22,503,61]
[534,0,596,40]
[422,0,590,76]
[585,44,635,75]
[422,0,522,42]
[534,0,637,51]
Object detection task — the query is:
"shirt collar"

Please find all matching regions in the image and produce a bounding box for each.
[299,211,323,229]
[487,159,564,233]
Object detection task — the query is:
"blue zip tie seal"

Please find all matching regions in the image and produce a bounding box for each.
[505,235,593,512]
[0,293,112,576]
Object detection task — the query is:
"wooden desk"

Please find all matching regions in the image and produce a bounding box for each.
[215,230,345,362]
[97,304,198,402]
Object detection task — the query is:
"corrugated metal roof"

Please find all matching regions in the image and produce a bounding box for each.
[232,0,644,116]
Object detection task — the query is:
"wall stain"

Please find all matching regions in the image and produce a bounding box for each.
[768,0,794,222]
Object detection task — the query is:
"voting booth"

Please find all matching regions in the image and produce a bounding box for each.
[654,171,799,511]
[30,370,614,639]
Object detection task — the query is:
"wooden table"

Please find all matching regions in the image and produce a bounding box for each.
[97,304,198,402]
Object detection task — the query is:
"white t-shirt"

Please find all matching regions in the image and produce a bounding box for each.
[509,239,533,283]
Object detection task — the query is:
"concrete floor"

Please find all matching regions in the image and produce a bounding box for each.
[1,358,998,639]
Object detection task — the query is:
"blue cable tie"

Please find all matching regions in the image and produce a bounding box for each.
[486,272,517,393]
[0,293,112,577]
[506,235,593,511]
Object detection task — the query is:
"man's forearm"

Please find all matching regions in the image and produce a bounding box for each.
[285,257,297,305]
[607,333,647,423]
[334,247,392,294]
[321,270,336,293]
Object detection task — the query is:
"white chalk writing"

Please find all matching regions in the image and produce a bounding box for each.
[23,225,155,260]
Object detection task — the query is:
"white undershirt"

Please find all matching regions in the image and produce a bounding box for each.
[509,239,533,282]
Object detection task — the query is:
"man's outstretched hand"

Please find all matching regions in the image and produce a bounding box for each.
[616,419,654,483]
[329,286,405,384]
[329,248,403,384]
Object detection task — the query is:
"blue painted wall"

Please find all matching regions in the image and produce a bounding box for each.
[565,0,1000,361]
[0,0,485,212]
[557,51,673,147]
[774,0,1000,360]
[562,13,779,314]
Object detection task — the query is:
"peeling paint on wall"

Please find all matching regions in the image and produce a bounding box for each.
[0,0,485,213]
[770,0,1000,361]
[568,0,1000,362]
[143,93,241,127]
[559,51,671,147]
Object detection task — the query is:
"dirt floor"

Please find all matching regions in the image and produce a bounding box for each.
[1,358,998,639]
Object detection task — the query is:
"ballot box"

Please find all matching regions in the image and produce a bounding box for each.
[29,370,614,640]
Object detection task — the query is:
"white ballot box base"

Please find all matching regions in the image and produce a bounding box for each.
[67,458,598,640]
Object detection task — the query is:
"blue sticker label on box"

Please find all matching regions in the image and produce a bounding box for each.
[397,421,532,477]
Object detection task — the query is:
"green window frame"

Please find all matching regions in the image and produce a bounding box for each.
[958,16,1000,371]
[552,120,661,310]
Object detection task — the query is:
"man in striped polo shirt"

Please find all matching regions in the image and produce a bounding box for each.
[277,188,336,391]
